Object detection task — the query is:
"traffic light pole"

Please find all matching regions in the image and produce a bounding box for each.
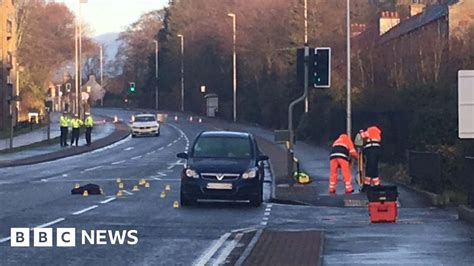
[288,45,309,180]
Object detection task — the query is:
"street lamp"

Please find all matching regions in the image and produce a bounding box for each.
[99,45,104,106]
[228,13,237,122]
[177,34,184,112]
[153,40,159,110]
[75,0,87,115]
[346,0,352,136]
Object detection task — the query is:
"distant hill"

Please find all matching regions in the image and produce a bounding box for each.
[94,32,121,62]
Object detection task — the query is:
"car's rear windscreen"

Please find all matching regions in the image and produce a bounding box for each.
[192,136,252,159]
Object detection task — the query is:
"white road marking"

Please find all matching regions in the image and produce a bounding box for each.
[166,143,173,147]
[72,205,99,216]
[158,147,164,151]
[264,212,271,216]
[194,232,232,266]
[62,174,68,177]
[265,208,272,212]
[260,221,268,226]
[112,160,126,165]
[266,203,273,208]
[0,237,11,244]
[83,165,103,172]
[100,197,116,204]
[147,151,156,155]
[124,147,134,151]
[151,177,161,181]
[35,218,66,228]
[123,190,133,195]
[156,172,167,177]
[173,140,178,144]
[131,155,142,160]
[262,217,269,221]
[214,233,243,265]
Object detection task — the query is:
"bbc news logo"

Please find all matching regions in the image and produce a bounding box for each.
[10,228,138,247]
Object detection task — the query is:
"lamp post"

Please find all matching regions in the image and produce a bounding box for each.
[346,0,352,137]
[303,0,309,113]
[228,13,237,122]
[153,40,159,110]
[177,34,184,112]
[99,45,104,106]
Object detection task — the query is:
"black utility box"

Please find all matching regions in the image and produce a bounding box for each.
[367,185,398,202]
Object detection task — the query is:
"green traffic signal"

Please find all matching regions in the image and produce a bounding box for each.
[129,82,136,93]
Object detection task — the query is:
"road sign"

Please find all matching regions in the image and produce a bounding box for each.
[458,70,474,139]
[313,47,331,88]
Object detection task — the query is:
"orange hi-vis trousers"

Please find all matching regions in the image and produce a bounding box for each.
[329,158,353,193]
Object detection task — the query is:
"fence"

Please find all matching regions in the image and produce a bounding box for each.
[463,157,474,208]
[408,151,443,194]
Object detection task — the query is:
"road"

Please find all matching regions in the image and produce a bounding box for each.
[0,108,473,265]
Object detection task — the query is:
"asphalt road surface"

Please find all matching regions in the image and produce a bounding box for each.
[0,108,473,266]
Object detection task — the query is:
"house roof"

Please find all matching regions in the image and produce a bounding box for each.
[379,4,449,44]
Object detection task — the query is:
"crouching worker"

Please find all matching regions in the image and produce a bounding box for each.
[329,133,359,194]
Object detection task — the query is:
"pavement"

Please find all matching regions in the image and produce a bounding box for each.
[0,112,127,167]
[0,112,61,151]
[0,109,473,265]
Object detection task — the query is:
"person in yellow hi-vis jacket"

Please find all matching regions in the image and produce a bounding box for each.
[84,112,94,146]
[59,111,70,147]
[70,114,83,147]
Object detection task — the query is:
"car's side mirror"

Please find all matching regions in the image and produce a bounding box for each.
[258,155,269,161]
[177,152,189,159]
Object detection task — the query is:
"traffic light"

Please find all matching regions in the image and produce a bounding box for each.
[313,47,331,88]
[129,82,136,93]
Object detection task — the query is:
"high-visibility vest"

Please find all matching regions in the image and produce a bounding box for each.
[361,126,382,148]
[71,118,83,129]
[85,116,94,128]
[60,116,70,127]
[330,134,358,160]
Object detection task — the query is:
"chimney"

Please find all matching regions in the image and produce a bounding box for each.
[410,2,426,16]
[379,11,400,36]
[351,23,367,38]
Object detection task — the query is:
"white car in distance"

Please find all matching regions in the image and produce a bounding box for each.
[131,114,161,137]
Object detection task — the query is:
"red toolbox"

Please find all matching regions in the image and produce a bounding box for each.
[368,201,398,223]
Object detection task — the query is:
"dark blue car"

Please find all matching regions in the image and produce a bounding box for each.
[177,131,268,207]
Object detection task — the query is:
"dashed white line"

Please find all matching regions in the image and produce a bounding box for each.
[72,205,98,216]
[131,155,142,160]
[264,212,271,216]
[124,147,135,151]
[262,217,269,221]
[100,197,116,204]
[112,160,126,165]
[83,165,103,172]
[147,151,156,155]
[0,236,11,244]
[166,143,173,147]
[265,208,271,212]
[62,174,68,177]
[260,221,268,226]
[35,218,66,228]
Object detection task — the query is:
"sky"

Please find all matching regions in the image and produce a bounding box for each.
[61,0,169,37]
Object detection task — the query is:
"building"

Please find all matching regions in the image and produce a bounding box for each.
[0,0,17,131]
[353,0,474,91]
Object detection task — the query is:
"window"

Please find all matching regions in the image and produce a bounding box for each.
[6,19,12,33]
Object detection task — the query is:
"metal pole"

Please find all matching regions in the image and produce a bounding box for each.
[154,40,159,110]
[304,0,309,113]
[78,1,83,117]
[100,45,104,106]
[57,85,62,111]
[16,67,20,122]
[47,110,51,140]
[74,18,79,115]
[178,34,184,112]
[9,103,13,149]
[229,14,237,122]
[346,0,352,137]
[288,45,309,178]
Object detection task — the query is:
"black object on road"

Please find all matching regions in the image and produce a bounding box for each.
[367,185,398,202]
[71,184,102,195]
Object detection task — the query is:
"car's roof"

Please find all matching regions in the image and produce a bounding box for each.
[135,113,155,117]
[200,131,250,138]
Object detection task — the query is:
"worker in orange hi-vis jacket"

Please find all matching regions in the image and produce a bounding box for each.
[359,126,382,192]
[329,133,359,194]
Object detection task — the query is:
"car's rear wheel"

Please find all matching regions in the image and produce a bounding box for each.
[180,189,196,206]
